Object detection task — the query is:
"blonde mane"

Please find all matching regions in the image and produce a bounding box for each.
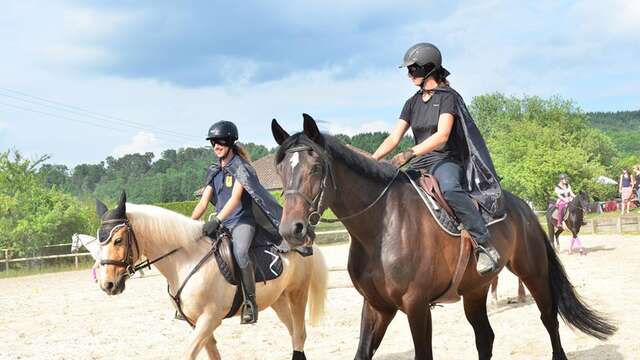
[125,203,203,251]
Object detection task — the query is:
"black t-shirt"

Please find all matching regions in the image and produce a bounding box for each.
[399,88,461,169]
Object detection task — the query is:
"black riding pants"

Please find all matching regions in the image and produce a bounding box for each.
[430,160,491,244]
[231,223,256,269]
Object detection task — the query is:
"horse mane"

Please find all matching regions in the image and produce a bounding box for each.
[125,204,203,250]
[275,133,398,184]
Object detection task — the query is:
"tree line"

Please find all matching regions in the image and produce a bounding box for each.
[2,93,639,255]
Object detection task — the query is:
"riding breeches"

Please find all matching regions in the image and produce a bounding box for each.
[430,159,491,244]
[231,223,256,269]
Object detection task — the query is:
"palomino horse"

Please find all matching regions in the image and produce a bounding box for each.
[271,115,616,360]
[96,192,327,360]
[546,191,589,253]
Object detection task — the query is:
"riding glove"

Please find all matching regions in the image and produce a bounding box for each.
[203,217,221,237]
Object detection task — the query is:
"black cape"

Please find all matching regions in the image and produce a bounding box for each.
[413,87,506,221]
[205,155,283,246]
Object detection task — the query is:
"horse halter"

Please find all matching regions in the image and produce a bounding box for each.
[281,145,337,227]
[98,219,141,276]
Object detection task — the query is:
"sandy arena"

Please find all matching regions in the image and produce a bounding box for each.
[1,234,637,359]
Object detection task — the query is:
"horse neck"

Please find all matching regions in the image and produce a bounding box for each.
[130,221,196,286]
[328,161,389,241]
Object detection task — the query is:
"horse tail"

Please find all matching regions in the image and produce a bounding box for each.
[543,232,617,340]
[307,245,328,325]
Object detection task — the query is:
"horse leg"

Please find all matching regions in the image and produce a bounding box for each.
[405,301,432,360]
[354,299,397,360]
[203,335,221,360]
[463,285,494,360]
[489,277,498,305]
[272,295,303,359]
[519,275,566,360]
[517,279,526,302]
[287,288,309,357]
[184,313,222,360]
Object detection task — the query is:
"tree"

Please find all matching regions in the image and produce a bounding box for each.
[0,150,95,256]
[470,94,617,207]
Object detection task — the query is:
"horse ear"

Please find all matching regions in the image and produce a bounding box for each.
[114,191,127,218]
[271,119,290,145]
[96,199,108,218]
[302,113,324,145]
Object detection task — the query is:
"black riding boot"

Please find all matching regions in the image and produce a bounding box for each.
[239,263,258,324]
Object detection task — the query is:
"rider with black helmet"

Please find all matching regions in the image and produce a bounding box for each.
[192,120,283,324]
[372,43,504,275]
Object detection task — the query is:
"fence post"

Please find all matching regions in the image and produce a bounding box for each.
[75,254,79,269]
[617,217,622,234]
[590,219,596,234]
[4,249,8,273]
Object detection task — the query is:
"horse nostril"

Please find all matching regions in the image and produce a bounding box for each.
[293,222,305,236]
[105,281,114,291]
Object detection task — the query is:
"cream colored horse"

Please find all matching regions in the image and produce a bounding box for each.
[96,198,327,360]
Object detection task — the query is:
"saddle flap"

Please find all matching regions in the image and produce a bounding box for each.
[419,173,458,220]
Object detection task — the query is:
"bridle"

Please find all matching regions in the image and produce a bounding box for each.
[282,145,337,227]
[98,218,180,276]
[281,143,401,227]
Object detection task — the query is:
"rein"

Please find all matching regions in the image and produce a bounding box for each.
[282,144,401,226]
[98,218,181,276]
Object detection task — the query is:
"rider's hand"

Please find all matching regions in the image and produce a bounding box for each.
[203,217,221,238]
[391,149,415,168]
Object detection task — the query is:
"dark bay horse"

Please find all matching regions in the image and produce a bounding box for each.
[271,114,616,360]
[546,191,589,253]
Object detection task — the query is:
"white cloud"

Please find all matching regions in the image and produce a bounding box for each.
[326,120,390,136]
[111,131,163,158]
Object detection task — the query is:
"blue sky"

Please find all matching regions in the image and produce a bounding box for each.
[1,0,639,167]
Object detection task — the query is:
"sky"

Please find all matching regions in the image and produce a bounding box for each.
[1,0,639,167]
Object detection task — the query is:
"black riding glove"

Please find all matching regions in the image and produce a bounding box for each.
[203,217,221,238]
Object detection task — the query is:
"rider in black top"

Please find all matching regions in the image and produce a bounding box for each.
[373,43,500,275]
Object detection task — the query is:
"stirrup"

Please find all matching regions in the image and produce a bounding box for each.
[240,300,257,324]
[474,245,500,275]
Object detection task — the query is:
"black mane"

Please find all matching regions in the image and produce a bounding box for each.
[276,132,398,184]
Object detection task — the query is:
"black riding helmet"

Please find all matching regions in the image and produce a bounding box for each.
[400,42,450,79]
[559,173,569,181]
[206,121,238,144]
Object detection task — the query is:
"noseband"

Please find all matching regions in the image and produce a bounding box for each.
[99,219,180,276]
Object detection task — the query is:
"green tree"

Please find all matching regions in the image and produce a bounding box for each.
[470,94,617,207]
[0,151,95,256]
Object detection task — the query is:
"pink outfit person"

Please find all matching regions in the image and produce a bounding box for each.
[554,174,575,229]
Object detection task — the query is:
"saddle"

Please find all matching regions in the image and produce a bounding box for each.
[212,227,313,319]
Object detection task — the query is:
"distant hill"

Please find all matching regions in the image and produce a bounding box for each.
[586,110,640,155]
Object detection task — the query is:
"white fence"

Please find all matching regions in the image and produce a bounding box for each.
[1,229,350,274]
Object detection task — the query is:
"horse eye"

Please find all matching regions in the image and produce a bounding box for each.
[310,164,322,175]
[114,237,122,245]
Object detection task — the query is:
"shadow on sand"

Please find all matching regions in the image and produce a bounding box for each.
[376,344,625,360]
[567,344,624,360]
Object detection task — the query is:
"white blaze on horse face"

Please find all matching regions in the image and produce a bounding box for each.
[289,152,300,186]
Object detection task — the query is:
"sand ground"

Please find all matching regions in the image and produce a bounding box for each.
[0,234,636,359]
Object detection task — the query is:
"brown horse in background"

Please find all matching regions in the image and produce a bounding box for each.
[271,114,616,360]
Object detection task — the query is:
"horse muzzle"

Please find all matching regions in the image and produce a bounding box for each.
[279,220,309,248]
[100,274,127,295]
